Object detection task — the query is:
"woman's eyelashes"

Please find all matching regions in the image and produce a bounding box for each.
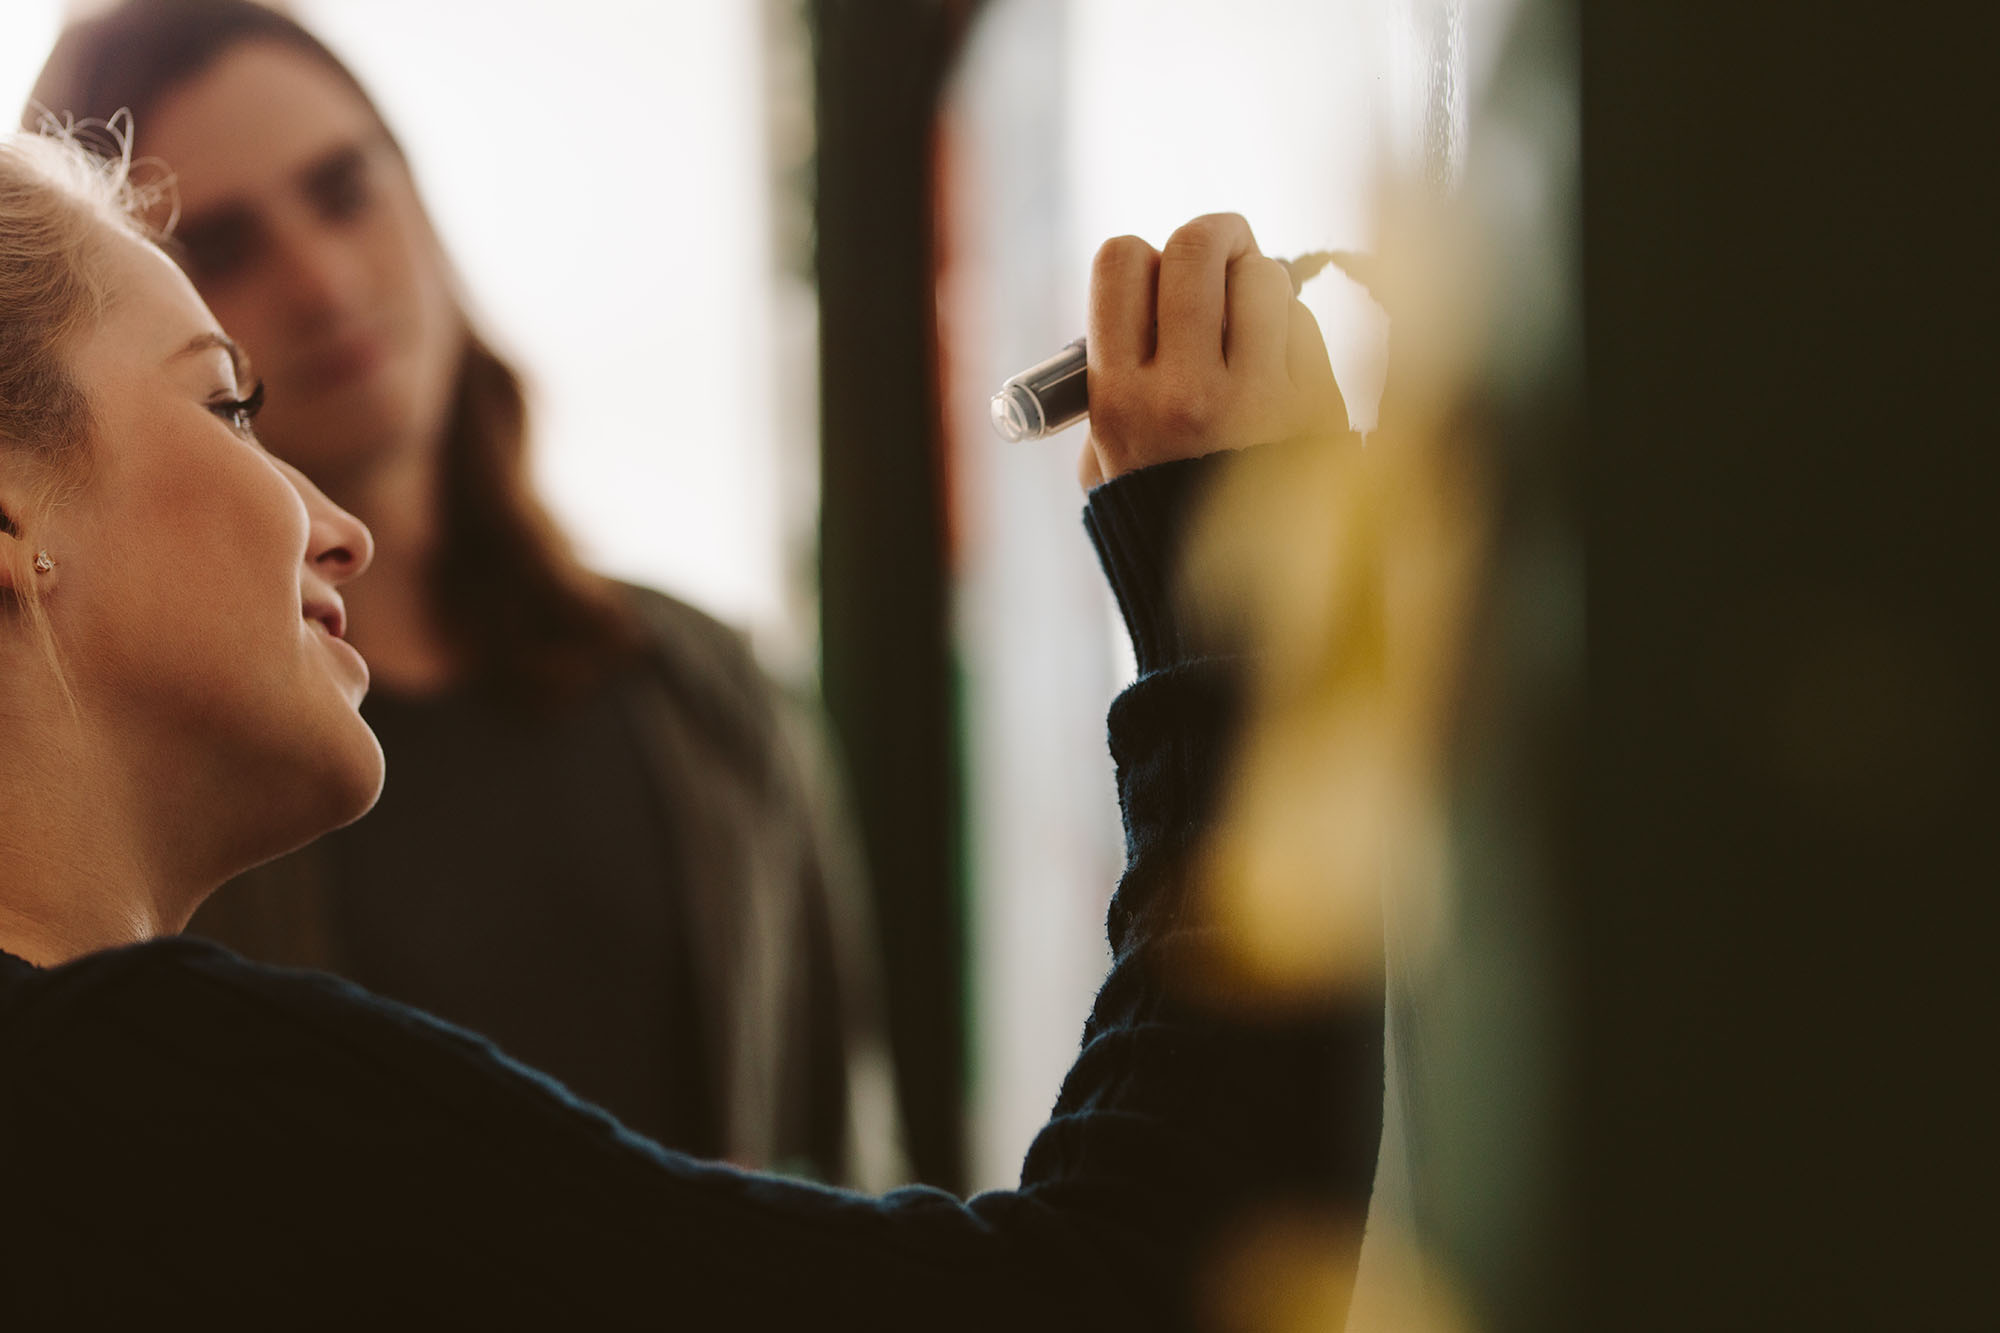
[208,379,266,437]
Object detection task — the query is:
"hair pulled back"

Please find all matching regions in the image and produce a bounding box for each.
[0,121,159,684]
[0,122,148,505]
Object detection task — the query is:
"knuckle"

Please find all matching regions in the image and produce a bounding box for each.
[1229,253,1293,302]
[1095,366,1238,456]
[1162,217,1220,262]
[1152,374,1218,436]
[1092,234,1156,278]
[1165,212,1252,262]
[1086,376,1140,436]
[1246,253,1292,288]
[1200,210,1252,240]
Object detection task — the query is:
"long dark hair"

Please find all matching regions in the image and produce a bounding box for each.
[27,0,646,705]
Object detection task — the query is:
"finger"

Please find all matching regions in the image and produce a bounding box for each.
[1156,213,1259,368]
[1223,253,1295,374]
[1286,299,1347,427]
[1088,235,1160,370]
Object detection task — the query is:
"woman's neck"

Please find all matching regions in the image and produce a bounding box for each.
[0,789,170,967]
[0,705,209,966]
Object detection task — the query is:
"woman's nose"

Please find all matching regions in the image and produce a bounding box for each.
[270,223,361,325]
[297,471,374,586]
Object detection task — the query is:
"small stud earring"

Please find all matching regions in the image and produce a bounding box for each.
[33,551,54,574]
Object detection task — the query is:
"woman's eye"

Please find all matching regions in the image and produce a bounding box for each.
[308,152,372,224]
[210,381,266,437]
[176,216,258,284]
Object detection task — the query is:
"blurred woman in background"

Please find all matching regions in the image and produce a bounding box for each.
[29,0,899,1185]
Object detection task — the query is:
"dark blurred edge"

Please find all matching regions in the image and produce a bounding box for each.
[810,0,987,1194]
[1581,4,1994,1326]
[809,0,1997,1303]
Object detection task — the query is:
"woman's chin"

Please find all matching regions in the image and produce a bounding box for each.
[255,723,386,865]
[327,726,388,830]
[197,737,383,908]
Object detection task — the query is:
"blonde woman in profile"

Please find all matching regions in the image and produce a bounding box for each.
[0,118,1378,1329]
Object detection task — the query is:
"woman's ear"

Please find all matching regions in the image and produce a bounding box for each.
[0,459,68,597]
[0,498,45,597]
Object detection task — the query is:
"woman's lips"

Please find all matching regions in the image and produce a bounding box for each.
[309,617,370,692]
[301,596,346,640]
[302,595,366,690]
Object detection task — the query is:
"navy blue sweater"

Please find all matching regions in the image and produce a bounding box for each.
[0,448,1382,1328]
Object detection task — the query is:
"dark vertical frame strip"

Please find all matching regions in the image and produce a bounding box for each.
[809,0,983,1193]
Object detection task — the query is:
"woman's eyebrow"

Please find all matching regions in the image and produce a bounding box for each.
[167,331,255,385]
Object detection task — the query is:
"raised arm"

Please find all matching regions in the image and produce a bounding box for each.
[1,214,1377,1331]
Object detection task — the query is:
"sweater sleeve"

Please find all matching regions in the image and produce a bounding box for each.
[987,443,1385,1321]
[0,443,1380,1331]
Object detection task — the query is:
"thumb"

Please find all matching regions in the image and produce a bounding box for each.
[1077,434,1108,491]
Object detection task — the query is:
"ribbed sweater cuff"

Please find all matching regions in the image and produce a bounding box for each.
[1082,452,1218,677]
[1083,438,1341,676]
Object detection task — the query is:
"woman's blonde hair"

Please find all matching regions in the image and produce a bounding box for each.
[0,116,159,675]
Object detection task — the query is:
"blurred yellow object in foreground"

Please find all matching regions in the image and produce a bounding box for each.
[1203,1212,1474,1333]
[1182,189,1490,1008]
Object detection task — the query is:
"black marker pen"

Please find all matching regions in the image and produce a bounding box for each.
[988,250,1349,442]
